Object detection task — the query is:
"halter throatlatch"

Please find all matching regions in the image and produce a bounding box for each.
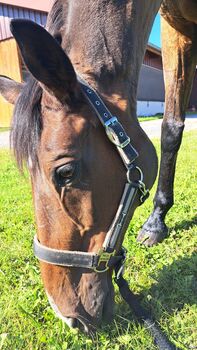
[33,76,149,273]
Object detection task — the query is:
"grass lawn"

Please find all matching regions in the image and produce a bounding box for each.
[0,131,196,350]
[0,127,10,133]
[138,110,197,122]
[186,111,197,115]
[137,115,163,122]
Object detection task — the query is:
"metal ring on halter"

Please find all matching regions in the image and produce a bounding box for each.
[126,165,143,184]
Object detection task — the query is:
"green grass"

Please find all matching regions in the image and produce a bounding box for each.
[0,131,196,350]
[138,110,197,122]
[186,111,197,115]
[138,115,163,122]
[0,127,10,133]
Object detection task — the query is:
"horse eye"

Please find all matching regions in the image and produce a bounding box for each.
[57,164,75,178]
[55,162,77,187]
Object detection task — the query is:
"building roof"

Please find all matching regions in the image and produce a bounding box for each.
[0,3,47,40]
[0,0,52,12]
[147,42,161,55]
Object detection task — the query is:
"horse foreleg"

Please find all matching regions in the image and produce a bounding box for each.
[138,16,197,246]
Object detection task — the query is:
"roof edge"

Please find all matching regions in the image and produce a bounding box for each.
[147,42,161,55]
[0,0,52,12]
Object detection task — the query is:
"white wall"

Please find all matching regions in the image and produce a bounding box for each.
[137,101,164,116]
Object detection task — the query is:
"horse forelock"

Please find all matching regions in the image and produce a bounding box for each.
[11,77,42,171]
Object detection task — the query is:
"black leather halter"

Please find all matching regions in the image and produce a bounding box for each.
[33,77,177,350]
[33,76,149,273]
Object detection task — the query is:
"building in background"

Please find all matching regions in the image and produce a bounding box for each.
[137,43,165,116]
[0,1,50,126]
[0,1,196,126]
[138,44,197,116]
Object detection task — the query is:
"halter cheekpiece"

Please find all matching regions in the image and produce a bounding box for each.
[33,76,149,276]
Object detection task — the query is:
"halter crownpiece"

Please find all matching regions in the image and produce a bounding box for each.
[33,76,149,274]
[77,75,139,168]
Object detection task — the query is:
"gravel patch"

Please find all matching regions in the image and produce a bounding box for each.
[140,116,197,138]
[0,131,10,148]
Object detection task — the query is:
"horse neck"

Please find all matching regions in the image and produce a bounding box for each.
[49,0,162,120]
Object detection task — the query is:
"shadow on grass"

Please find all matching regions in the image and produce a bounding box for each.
[170,215,197,232]
[115,251,196,317]
[142,252,197,315]
[109,252,197,348]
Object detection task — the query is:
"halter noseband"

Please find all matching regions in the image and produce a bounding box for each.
[33,76,149,274]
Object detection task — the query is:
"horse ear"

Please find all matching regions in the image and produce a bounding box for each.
[0,76,23,104]
[10,19,77,101]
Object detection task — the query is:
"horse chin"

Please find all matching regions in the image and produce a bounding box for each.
[46,291,92,333]
[44,271,115,332]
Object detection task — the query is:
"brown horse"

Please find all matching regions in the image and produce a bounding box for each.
[0,0,196,334]
[138,0,197,245]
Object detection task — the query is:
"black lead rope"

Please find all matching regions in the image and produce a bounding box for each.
[114,262,179,350]
[115,277,177,350]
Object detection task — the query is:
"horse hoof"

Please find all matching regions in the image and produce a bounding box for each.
[137,219,168,246]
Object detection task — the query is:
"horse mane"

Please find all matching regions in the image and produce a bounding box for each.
[11,0,63,171]
[46,0,63,34]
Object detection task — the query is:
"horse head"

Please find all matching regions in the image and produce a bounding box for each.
[0,19,133,332]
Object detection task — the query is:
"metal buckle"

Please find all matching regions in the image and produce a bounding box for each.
[104,116,118,127]
[118,136,131,148]
[105,117,131,149]
[94,248,115,273]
